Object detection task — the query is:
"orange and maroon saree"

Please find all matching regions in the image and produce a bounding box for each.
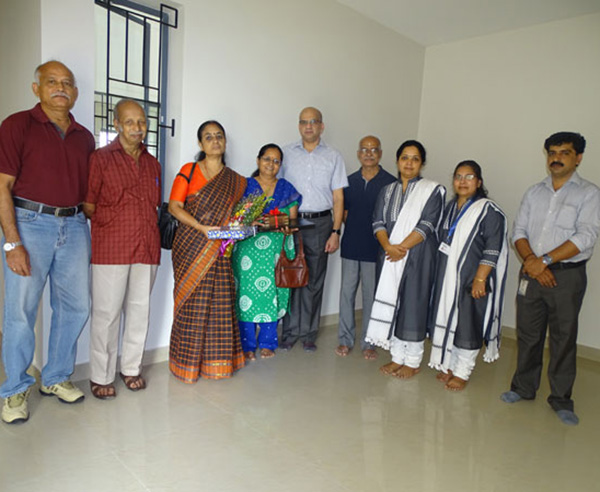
[169,166,246,382]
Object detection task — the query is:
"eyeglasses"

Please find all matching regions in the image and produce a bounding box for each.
[454,174,477,182]
[299,119,321,126]
[260,156,281,165]
[359,148,381,154]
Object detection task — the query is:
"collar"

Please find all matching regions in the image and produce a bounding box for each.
[542,171,582,191]
[360,165,383,181]
[31,103,83,133]
[290,139,326,152]
[107,135,148,157]
[397,175,422,184]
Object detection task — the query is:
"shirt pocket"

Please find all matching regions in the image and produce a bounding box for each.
[555,203,578,232]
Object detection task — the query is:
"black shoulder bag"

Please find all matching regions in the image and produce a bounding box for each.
[158,162,198,250]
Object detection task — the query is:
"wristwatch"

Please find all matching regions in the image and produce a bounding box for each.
[3,241,22,252]
[332,229,341,235]
[542,254,553,266]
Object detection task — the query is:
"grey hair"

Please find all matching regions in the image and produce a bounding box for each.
[33,61,77,87]
[113,99,145,122]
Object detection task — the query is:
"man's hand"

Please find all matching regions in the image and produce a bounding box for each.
[536,269,557,288]
[325,232,340,253]
[6,245,31,276]
[523,256,547,278]
[385,244,407,262]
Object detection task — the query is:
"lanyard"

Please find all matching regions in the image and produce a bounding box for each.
[447,199,473,239]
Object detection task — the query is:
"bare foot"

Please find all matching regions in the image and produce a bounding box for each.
[436,370,452,383]
[335,345,351,357]
[363,349,378,360]
[392,365,420,379]
[244,351,256,361]
[380,362,402,375]
[260,348,275,359]
[445,376,467,391]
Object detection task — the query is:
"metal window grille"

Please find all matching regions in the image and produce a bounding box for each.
[94,0,177,181]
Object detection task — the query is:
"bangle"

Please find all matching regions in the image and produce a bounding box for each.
[275,215,279,228]
[474,278,486,282]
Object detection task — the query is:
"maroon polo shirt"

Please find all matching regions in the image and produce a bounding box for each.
[0,103,95,207]
[86,137,161,265]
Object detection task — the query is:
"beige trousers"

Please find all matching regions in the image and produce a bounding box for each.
[89,264,158,385]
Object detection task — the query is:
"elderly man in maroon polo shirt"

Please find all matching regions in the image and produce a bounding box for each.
[0,61,95,424]
[83,99,161,399]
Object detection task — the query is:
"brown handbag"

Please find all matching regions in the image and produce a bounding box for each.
[275,233,309,288]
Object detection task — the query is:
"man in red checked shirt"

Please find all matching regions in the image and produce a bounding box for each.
[83,99,161,400]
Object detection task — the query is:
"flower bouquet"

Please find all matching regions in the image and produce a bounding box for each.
[209,192,272,257]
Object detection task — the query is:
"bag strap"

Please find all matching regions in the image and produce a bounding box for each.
[176,161,198,183]
[280,232,305,259]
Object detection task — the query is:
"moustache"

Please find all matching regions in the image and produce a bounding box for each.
[550,161,564,167]
[50,91,71,100]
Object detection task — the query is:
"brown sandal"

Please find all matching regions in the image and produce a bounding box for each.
[90,381,116,400]
[119,373,147,391]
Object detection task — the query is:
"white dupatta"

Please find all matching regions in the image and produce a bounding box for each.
[365,179,442,350]
[429,199,508,372]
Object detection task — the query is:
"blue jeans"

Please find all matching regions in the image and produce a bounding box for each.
[1,208,91,398]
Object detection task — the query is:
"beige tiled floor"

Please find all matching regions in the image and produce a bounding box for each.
[1,327,599,492]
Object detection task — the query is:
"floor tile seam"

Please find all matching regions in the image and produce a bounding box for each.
[111,448,153,492]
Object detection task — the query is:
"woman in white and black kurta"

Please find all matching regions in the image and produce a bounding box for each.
[366,140,445,379]
[428,161,508,391]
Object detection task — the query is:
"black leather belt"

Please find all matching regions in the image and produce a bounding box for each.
[14,198,83,217]
[298,210,331,219]
[548,260,587,271]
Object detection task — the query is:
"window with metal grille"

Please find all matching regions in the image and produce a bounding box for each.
[94,0,177,189]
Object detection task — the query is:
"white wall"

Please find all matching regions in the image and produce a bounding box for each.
[418,13,600,348]
[0,0,41,341]
[151,0,426,353]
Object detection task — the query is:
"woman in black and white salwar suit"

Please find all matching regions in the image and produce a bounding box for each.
[367,140,445,379]
[428,161,508,391]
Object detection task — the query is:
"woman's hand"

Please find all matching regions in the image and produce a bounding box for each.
[196,224,219,239]
[385,244,407,262]
[280,225,298,235]
[471,278,487,299]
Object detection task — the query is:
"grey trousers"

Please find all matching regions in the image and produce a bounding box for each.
[338,258,376,351]
[510,265,587,412]
[281,214,332,345]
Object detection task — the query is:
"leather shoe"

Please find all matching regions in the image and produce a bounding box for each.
[279,341,295,351]
[303,341,317,352]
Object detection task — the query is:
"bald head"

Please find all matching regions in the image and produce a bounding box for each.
[113,99,145,123]
[299,106,322,122]
[34,61,76,87]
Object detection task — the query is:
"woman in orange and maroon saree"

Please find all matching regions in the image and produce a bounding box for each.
[167,121,246,381]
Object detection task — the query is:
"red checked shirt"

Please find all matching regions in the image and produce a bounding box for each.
[86,137,161,265]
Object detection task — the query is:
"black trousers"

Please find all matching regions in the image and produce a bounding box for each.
[511,265,587,412]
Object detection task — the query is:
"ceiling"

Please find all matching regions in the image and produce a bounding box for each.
[337,0,600,46]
